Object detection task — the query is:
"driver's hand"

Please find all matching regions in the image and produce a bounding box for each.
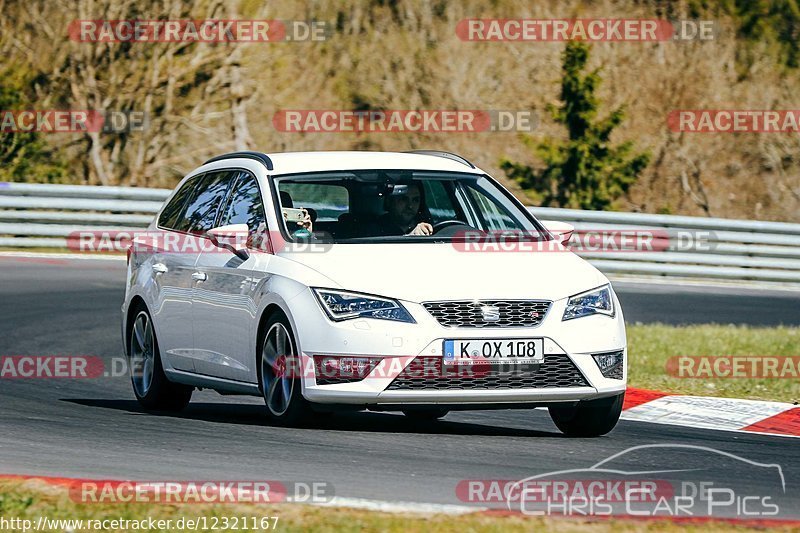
[297,208,313,232]
[408,222,433,236]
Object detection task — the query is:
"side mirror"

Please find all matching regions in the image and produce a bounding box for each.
[541,220,575,246]
[207,224,250,261]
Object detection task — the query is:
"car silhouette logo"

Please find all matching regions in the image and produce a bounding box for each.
[480,305,501,322]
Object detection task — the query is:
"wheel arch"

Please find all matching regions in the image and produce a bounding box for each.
[255,303,293,386]
[125,295,148,356]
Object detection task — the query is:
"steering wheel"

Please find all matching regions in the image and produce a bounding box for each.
[432,220,469,234]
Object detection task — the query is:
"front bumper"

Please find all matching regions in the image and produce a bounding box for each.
[289,289,627,406]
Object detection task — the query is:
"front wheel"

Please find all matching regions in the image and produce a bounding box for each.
[129,309,192,411]
[259,313,310,426]
[548,393,624,437]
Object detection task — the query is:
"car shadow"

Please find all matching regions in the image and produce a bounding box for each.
[63,399,565,438]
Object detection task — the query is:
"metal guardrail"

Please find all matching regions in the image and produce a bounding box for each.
[1,182,799,285]
[531,207,800,284]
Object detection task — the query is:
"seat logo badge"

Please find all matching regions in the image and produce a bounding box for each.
[480,305,500,322]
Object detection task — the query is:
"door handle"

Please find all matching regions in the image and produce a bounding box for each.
[191,272,207,282]
[152,263,168,275]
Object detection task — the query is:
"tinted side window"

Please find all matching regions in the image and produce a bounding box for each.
[422,180,458,223]
[176,171,233,234]
[278,182,348,221]
[465,185,521,230]
[221,172,266,247]
[158,175,202,230]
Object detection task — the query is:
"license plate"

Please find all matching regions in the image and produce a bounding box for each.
[443,339,544,365]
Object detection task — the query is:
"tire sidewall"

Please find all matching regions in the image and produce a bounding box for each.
[549,392,624,437]
[128,307,191,410]
[259,312,308,424]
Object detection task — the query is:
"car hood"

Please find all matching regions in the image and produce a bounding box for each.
[278,243,608,303]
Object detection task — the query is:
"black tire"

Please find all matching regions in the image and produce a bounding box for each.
[402,408,449,421]
[258,312,310,426]
[548,393,624,437]
[128,308,192,411]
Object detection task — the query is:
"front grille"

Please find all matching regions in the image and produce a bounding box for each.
[423,300,551,328]
[386,353,588,390]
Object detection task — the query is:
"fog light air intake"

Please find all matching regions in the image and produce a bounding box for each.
[592,350,624,379]
[314,355,382,385]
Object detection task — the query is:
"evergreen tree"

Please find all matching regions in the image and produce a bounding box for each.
[501,42,649,210]
[0,66,66,183]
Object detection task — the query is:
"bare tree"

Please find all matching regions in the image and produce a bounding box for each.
[1,0,258,186]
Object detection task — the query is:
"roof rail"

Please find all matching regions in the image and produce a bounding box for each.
[404,150,476,169]
[204,151,274,171]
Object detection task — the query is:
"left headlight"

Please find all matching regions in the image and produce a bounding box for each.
[562,284,614,321]
[312,288,416,323]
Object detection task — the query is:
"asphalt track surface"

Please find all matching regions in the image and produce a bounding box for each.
[0,256,798,519]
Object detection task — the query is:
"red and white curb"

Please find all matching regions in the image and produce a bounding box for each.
[622,388,800,438]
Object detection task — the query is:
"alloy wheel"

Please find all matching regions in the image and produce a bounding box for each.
[130,311,155,397]
[261,322,296,417]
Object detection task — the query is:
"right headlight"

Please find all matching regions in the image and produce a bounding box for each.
[562,284,615,321]
[312,288,416,323]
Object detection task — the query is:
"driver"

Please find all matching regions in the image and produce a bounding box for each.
[376,182,433,236]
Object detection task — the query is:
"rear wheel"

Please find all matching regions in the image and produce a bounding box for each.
[548,393,624,437]
[259,313,310,426]
[129,309,192,411]
[402,408,449,421]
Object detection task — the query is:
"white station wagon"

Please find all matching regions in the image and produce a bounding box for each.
[123,150,626,437]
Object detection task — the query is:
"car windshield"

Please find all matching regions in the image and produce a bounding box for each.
[273,170,547,243]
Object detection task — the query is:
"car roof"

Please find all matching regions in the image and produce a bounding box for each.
[201,151,486,176]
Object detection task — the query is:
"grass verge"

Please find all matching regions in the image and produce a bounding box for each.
[627,324,799,403]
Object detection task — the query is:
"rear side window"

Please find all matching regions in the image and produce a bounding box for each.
[278,182,349,222]
[158,175,202,230]
[176,171,234,234]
